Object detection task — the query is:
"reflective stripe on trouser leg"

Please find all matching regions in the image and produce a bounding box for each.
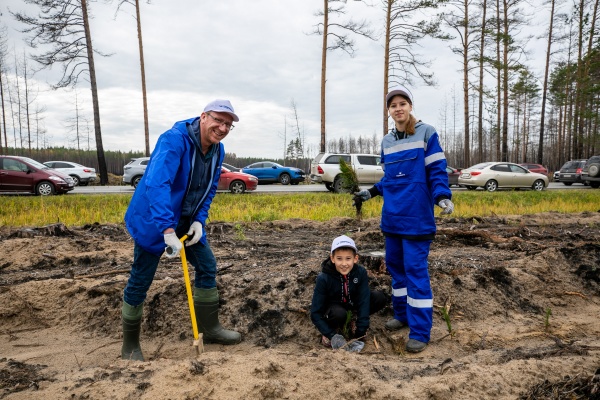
[385,236,407,323]
[386,236,433,343]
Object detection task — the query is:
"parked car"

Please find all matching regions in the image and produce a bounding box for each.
[218,166,258,193]
[553,171,560,182]
[446,166,462,187]
[519,163,548,176]
[0,155,74,195]
[123,157,256,193]
[43,161,96,186]
[458,162,548,192]
[123,157,150,188]
[310,152,383,192]
[558,159,587,186]
[242,161,305,185]
[222,163,240,172]
[581,155,600,188]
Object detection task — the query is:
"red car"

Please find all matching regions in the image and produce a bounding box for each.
[0,155,75,195]
[519,163,548,176]
[218,167,258,194]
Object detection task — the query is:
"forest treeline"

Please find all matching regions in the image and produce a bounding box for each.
[0,0,598,183]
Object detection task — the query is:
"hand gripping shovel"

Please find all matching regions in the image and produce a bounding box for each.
[167,235,203,354]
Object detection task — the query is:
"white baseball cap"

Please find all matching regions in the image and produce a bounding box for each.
[386,85,413,107]
[203,99,239,122]
[331,235,358,254]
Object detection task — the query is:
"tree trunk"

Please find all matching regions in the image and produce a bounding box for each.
[320,0,328,153]
[477,0,487,164]
[135,0,150,157]
[383,0,392,135]
[462,0,470,167]
[496,0,501,161]
[81,0,108,185]
[538,0,555,165]
[501,0,509,162]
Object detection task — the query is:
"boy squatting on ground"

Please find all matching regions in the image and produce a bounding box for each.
[310,235,387,352]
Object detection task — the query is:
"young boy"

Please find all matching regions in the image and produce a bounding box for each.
[310,235,387,352]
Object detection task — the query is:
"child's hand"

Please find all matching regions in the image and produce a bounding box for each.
[346,340,365,353]
[331,334,347,350]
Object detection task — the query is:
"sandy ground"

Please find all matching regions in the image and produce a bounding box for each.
[1,212,599,399]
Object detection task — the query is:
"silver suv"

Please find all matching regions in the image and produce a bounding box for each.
[310,152,383,193]
[123,157,150,188]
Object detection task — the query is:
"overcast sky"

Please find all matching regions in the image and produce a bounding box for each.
[1,0,549,159]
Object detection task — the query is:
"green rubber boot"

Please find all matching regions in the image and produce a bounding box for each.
[121,301,145,361]
[193,287,241,345]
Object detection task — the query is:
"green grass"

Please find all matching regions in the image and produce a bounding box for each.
[0,190,599,228]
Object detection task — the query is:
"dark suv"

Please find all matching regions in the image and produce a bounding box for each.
[558,160,587,186]
[581,156,600,188]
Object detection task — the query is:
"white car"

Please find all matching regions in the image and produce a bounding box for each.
[123,157,150,188]
[458,162,549,192]
[43,161,97,186]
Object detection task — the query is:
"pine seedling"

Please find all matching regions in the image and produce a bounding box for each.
[339,159,362,219]
[342,310,353,339]
[440,305,455,338]
[544,308,552,331]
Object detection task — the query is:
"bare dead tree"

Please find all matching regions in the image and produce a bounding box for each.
[382,0,450,134]
[115,0,151,156]
[313,0,376,152]
[0,24,8,152]
[12,0,110,184]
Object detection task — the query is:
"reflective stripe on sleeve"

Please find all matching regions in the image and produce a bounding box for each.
[424,152,445,166]
[392,287,407,297]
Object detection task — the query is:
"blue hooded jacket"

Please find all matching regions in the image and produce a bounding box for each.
[124,117,224,256]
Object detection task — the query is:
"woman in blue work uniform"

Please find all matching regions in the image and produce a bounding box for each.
[354,85,454,353]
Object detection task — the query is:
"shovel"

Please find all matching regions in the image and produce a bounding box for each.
[167,235,203,354]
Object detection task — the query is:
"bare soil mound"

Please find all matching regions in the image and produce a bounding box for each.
[1,212,599,399]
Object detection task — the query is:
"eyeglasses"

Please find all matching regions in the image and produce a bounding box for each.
[206,113,235,131]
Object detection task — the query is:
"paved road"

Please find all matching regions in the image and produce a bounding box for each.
[72,181,592,195]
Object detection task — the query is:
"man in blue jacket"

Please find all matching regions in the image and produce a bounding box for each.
[121,99,241,361]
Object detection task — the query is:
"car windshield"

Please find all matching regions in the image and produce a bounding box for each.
[21,157,49,169]
[469,162,493,170]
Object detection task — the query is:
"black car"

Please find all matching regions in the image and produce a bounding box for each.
[558,160,587,185]
[581,156,600,188]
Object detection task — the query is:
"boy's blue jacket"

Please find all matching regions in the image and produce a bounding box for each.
[124,117,224,256]
[310,258,371,339]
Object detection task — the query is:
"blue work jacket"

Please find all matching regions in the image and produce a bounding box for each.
[124,117,224,256]
[374,121,451,237]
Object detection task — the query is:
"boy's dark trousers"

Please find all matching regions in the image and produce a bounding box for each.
[324,290,387,336]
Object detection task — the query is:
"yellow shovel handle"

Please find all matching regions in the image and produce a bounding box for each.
[179,235,199,341]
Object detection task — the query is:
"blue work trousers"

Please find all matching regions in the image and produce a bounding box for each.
[123,234,217,307]
[385,236,433,343]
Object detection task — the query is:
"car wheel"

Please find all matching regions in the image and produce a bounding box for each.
[70,175,80,186]
[132,176,142,188]
[532,179,545,191]
[279,173,291,185]
[485,180,498,192]
[36,181,55,196]
[562,182,572,186]
[589,182,600,188]
[229,180,246,194]
[333,177,350,193]
[466,185,477,191]
[325,182,334,191]
[588,163,600,177]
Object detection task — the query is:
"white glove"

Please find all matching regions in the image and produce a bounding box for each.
[346,340,365,353]
[164,232,182,258]
[438,199,454,215]
[331,334,347,350]
[186,221,203,246]
[353,190,371,202]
